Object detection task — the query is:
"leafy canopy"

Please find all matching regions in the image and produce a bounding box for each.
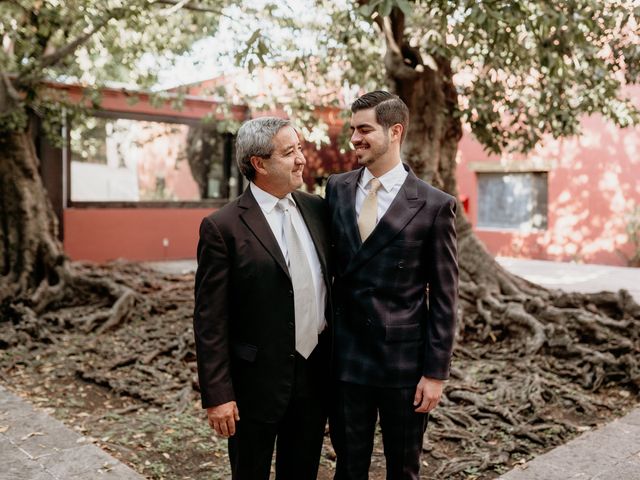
[0,0,230,131]
[232,0,640,153]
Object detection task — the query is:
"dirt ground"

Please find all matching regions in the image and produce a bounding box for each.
[1,342,632,480]
[1,262,637,479]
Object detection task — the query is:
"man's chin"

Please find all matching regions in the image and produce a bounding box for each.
[357,156,373,166]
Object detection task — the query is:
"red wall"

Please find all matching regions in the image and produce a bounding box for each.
[63,208,215,262]
[457,97,640,266]
[57,80,639,266]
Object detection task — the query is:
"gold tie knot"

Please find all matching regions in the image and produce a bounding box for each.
[369,178,382,194]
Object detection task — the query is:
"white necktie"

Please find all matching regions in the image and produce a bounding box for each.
[277,199,318,359]
[358,178,382,241]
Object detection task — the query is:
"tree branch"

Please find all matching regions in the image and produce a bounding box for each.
[161,0,191,15]
[1,72,21,102]
[382,16,402,56]
[153,0,226,14]
[38,17,109,70]
[377,8,420,80]
[1,0,29,14]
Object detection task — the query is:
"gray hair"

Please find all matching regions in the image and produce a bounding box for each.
[235,117,291,181]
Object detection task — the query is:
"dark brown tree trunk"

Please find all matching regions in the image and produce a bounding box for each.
[0,128,66,305]
[387,44,537,302]
[0,125,136,347]
[381,17,640,476]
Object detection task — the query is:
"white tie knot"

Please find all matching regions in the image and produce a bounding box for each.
[277,198,292,213]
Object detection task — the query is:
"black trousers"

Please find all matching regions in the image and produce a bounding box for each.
[330,381,428,480]
[228,351,327,480]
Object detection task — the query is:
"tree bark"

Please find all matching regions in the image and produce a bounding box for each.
[0,127,66,305]
[0,121,137,347]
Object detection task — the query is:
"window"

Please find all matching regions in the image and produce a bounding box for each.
[67,113,240,204]
[477,172,548,230]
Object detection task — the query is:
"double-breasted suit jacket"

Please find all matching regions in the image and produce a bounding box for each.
[193,187,331,423]
[325,164,458,387]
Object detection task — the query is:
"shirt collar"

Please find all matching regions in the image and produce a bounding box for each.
[359,161,407,192]
[250,183,295,213]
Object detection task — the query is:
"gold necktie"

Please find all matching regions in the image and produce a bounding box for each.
[358,178,382,242]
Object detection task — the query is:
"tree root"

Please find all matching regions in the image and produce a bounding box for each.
[1,258,638,479]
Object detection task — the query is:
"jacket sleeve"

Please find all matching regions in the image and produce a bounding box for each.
[193,216,235,408]
[423,197,458,380]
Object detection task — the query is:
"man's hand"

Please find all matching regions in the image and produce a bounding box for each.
[207,401,240,437]
[413,377,444,413]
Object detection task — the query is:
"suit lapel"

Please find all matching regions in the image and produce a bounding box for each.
[344,167,425,276]
[336,169,362,260]
[293,191,330,285]
[238,187,290,278]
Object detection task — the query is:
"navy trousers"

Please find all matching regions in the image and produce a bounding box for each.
[330,381,428,480]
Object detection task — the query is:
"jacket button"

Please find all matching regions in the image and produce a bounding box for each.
[288,289,294,296]
[288,322,294,329]
[366,318,372,326]
[289,353,295,359]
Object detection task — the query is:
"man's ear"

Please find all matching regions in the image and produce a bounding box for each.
[390,123,403,143]
[250,156,268,176]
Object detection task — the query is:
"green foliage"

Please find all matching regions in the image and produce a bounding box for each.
[227,0,640,155]
[415,0,640,153]
[0,0,230,133]
[1,0,638,156]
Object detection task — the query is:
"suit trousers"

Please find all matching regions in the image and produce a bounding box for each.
[228,348,328,480]
[330,381,428,480]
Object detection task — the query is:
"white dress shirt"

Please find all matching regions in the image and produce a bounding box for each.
[355,162,408,222]
[250,183,327,333]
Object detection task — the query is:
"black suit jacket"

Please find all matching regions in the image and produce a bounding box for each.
[193,187,331,422]
[326,164,458,388]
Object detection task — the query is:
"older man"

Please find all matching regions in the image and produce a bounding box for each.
[194,117,331,479]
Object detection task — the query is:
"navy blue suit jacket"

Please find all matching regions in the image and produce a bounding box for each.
[326,164,458,387]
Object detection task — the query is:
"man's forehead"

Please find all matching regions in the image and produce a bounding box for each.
[274,126,300,147]
[350,109,379,128]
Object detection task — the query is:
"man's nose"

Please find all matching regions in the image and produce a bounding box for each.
[351,131,362,144]
[295,149,306,164]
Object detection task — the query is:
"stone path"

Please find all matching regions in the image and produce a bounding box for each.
[496,257,640,302]
[499,408,640,480]
[493,258,640,479]
[0,385,143,480]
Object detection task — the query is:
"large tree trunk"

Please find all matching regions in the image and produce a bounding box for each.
[389,45,538,306]
[382,16,640,477]
[0,126,136,347]
[0,128,66,304]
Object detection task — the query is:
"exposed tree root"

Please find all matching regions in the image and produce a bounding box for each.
[1,260,638,478]
[1,263,138,348]
[0,129,138,349]
[425,229,640,477]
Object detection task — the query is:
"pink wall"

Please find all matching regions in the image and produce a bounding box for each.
[63,208,215,262]
[457,107,640,266]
